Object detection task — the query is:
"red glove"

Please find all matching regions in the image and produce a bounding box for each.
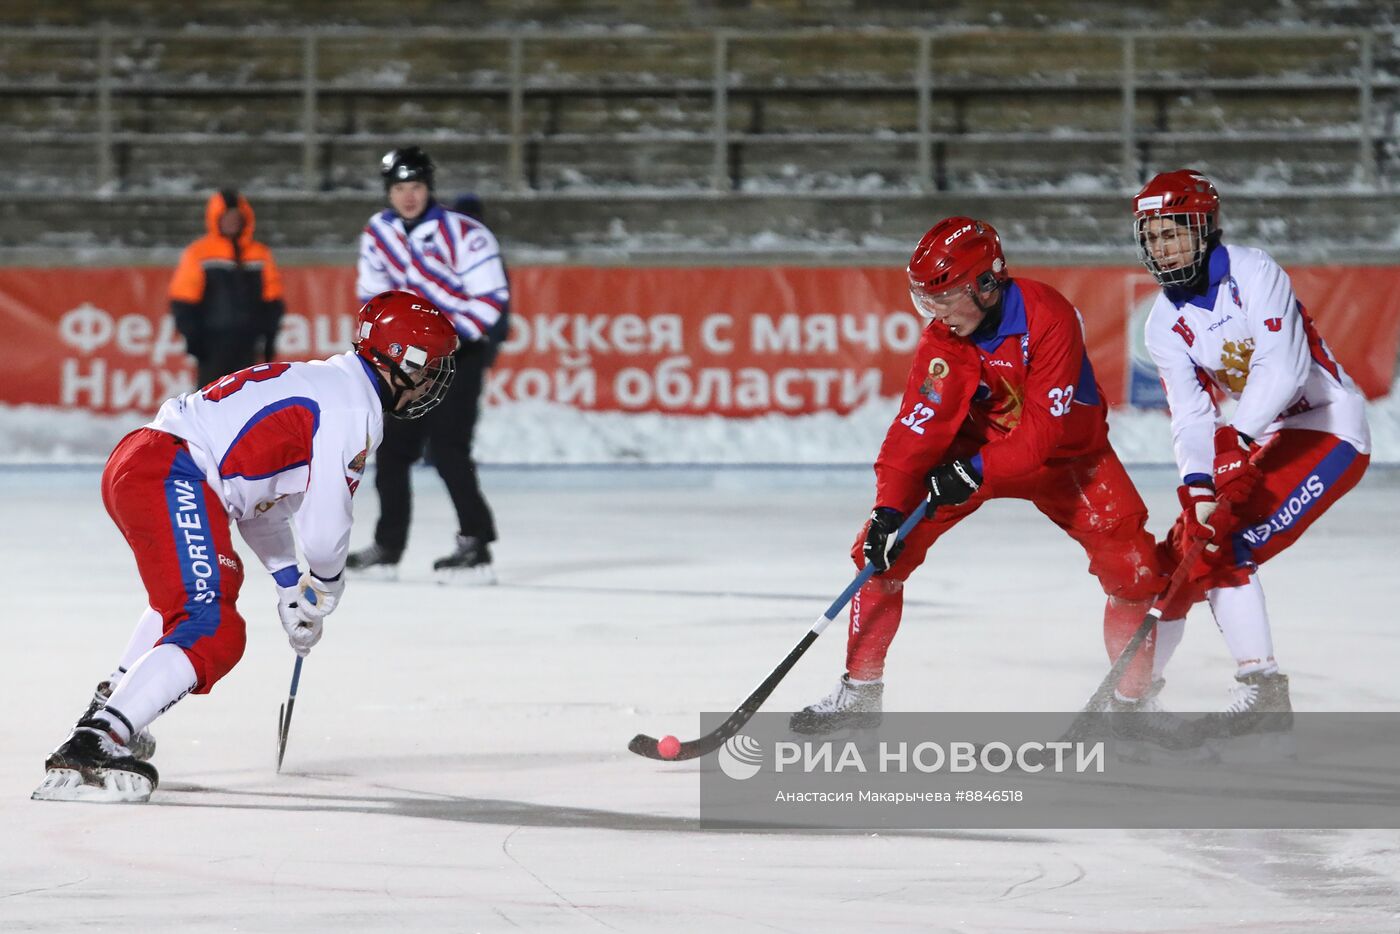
[1212,425,1261,505]
[1175,484,1236,582]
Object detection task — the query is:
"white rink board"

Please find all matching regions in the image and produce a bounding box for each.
[2,464,1398,933]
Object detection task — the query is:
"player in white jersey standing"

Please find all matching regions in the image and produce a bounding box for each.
[32,291,458,803]
[347,146,510,583]
[1135,169,1371,739]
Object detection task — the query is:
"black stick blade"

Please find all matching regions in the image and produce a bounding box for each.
[628,732,724,762]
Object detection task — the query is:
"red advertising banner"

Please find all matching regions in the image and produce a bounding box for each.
[0,264,1396,416]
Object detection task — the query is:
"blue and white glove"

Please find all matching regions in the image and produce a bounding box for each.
[296,570,345,624]
[274,567,322,657]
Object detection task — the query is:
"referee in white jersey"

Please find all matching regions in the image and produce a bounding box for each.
[347,146,510,583]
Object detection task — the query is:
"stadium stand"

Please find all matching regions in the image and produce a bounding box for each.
[0,1,1395,259]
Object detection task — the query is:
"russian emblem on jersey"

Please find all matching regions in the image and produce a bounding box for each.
[345,444,369,495]
[1227,276,1242,308]
[1214,338,1255,393]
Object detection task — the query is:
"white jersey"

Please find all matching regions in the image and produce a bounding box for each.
[1144,243,1370,483]
[356,203,509,342]
[148,352,384,579]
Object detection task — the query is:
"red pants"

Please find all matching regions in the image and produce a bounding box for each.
[102,428,247,693]
[846,444,1164,688]
[1163,429,1369,596]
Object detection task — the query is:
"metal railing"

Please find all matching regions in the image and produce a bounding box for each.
[0,24,1393,194]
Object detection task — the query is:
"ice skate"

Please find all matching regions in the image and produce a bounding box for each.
[345,541,401,580]
[1196,671,1295,760]
[1196,671,1293,737]
[80,680,157,761]
[433,534,496,585]
[1106,679,1211,763]
[789,675,882,735]
[32,718,159,803]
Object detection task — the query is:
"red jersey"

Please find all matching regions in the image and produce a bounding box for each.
[874,278,1110,510]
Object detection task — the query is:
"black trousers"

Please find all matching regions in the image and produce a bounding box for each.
[371,343,497,556]
[195,336,260,389]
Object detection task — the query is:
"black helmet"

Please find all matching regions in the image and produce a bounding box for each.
[380,147,435,190]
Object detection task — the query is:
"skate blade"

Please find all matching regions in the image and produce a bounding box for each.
[435,565,497,587]
[128,731,157,762]
[1206,730,1298,765]
[788,716,883,738]
[348,564,399,581]
[1112,739,1218,767]
[31,767,153,803]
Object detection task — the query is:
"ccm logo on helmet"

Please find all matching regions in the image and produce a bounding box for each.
[943,224,975,245]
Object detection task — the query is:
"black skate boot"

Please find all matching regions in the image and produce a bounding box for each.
[345,541,401,580]
[433,534,496,585]
[1196,671,1294,739]
[789,675,883,735]
[1194,671,1295,761]
[80,680,156,761]
[32,718,160,803]
[1106,678,1210,762]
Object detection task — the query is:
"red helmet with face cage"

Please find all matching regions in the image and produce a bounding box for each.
[907,217,1009,320]
[353,290,460,419]
[1133,169,1221,287]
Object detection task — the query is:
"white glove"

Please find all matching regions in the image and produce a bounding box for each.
[296,571,345,624]
[277,583,322,657]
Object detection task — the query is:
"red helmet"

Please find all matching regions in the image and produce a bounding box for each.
[353,290,460,419]
[1132,169,1221,287]
[907,217,1008,319]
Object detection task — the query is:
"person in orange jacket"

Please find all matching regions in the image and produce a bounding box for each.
[169,189,286,388]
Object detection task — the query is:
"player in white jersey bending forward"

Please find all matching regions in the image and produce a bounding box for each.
[1135,169,1370,739]
[32,291,458,803]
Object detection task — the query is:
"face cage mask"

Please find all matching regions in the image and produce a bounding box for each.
[389,355,456,420]
[1135,213,1212,287]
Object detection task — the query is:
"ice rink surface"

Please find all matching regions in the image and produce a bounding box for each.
[2,462,1399,932]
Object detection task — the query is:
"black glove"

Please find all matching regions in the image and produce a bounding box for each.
[925,458,982,507]
[863,507,906,572]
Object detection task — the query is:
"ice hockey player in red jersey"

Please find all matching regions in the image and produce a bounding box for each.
[1135,169,1371,739]
[32,290,458,803]
[791,217,1183,740]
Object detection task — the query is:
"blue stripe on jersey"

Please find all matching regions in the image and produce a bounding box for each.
[1074,349,1101,406]
[1230,439,1359,565]
[369,225,409,277]
[356,353,382,393]
[161,449,224,649]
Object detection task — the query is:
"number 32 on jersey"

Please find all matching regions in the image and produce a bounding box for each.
[899,402,937,435]
[1047,384,1075,416]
